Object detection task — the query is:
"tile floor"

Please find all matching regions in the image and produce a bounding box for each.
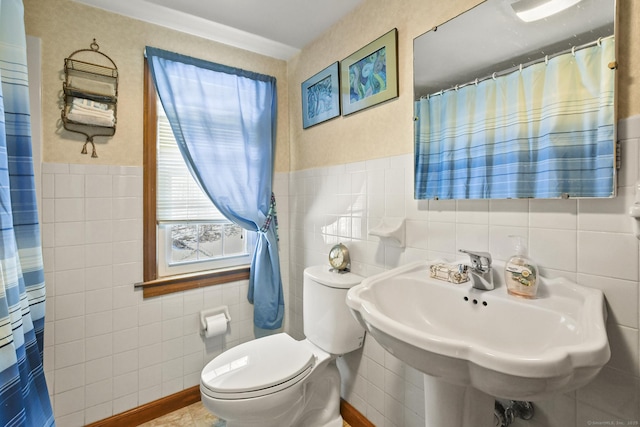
[140,402,352,427]
[138,402,224,427]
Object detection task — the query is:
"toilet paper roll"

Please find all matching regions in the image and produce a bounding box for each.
[204,313,228,338]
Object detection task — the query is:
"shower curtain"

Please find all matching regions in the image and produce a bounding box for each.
[146,47,284,330]
[0,0,54,426]
[415,37,616,199]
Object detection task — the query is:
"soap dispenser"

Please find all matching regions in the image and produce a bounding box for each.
[504,236,538,298]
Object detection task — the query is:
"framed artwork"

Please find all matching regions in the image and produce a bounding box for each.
[341,28,398,116]
[301,62,340,129]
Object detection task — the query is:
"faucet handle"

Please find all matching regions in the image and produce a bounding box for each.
[459,249,492,272]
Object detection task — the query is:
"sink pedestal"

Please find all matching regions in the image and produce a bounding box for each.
[423,375,494,427]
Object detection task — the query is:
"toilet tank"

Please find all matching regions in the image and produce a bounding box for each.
[303,265,365,354]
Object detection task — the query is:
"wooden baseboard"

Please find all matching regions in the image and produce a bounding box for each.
[341,398,375,427]
[85,385,201,427]
[86,386,373,427]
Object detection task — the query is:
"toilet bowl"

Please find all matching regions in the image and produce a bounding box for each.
[200,265,365,427]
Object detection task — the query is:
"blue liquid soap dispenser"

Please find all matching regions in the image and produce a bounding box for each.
[504,235,538,298]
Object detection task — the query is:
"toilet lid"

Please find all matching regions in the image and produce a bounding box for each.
[201,333,315,399]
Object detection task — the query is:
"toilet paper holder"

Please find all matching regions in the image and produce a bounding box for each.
[199,306,231,336]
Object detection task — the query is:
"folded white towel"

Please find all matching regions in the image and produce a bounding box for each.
[67,112,115,127]
[72,97,110,111]
[68,75,116,97]
[69,104,114,121]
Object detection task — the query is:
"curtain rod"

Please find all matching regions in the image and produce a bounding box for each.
[422,34,615,100]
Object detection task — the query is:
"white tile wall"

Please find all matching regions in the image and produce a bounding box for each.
[42,164,290,426]
[42,117,639,426]
[289,116,640,427]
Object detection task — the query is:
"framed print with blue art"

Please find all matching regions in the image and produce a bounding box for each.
[341,28,398,116]
[302,62,340,129]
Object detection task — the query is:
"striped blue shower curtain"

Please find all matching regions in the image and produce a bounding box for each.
[415,37,616,199]
[0,1,54,426]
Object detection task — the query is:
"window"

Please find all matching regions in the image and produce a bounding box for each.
[155,96,255,277]
[141,59,250,297]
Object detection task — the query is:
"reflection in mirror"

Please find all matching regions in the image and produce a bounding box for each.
[413,0,617,200]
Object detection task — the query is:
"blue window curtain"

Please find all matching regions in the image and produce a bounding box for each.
[415,37,615,199]
[0,0,55,426]
[145,47,284,330]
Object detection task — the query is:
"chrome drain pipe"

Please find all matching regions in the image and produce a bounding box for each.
[494,400,535,426]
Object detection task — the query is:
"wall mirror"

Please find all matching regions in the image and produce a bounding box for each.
[413,0,617,200]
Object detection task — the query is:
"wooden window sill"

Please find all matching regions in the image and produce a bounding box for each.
[136,266,250,298]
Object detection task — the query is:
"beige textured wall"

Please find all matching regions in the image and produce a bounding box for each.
[288,0,640,171]
[24,0,290,172]
[24,0,640,172]
[617,0,640,119]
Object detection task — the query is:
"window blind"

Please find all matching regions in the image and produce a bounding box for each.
[156,99,226,222]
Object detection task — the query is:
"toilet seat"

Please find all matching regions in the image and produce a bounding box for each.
[201,333,315,399]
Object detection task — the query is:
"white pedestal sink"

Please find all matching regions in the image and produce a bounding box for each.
[346,260,610,427]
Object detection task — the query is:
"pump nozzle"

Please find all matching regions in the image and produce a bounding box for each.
[508,235,528,256]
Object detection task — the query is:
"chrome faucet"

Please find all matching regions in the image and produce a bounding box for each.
[459,249,494,290]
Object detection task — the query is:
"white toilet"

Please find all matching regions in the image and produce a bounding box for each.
[200,265,365,427]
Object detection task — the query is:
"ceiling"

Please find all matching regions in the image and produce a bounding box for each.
[71,0,363,60]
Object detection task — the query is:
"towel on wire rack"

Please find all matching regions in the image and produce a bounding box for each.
[72,96,110,111]
[66,112,114,127]
[68,75,116,97]
[69,103,114,119]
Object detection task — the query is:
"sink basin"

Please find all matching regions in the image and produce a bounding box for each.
[346,260,610,402]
